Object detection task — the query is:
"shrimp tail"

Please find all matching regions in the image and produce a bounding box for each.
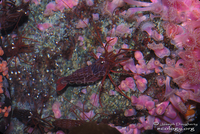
[56,77,68,91]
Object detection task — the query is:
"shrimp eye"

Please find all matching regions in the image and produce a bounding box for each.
[101,61,105,64]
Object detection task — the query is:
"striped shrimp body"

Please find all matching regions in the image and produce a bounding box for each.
[56,48,134,106]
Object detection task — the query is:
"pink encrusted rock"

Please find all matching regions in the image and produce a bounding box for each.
[121,58,137,73]
[118,80,130,92]
[164,104,177,119]
[164,76,175,98]
[86,0,94,6]
[180,80,200,93]
[135,15,148,27]
[31,0,40,5]
[125,3,163,18]
[156,75,165,86]
[162,114,184,133]
[148,108,156,116]
[146,58,162,73]
[90,93,99,107]
[52,101,62,119]
[76,18,89,29]
[155,101,169,115]
[137,122,143,129]
[125,77,136,91]
[80,110,95,120]
[140,22,163,41]
[145,100,155,111]
[175,89,189,102]
[144,115,155,130]
[163,22,184,39]
[115,125,135,134]
[86,61,92,66]
[44,2,57,16]
[135,52,147,75]
[135,64,147,74]
[124,0,152,6]
[139,116,145,123]
[81,88,87,94]
[96,46,105,53]
[102,0,125,16]
[134,51,144,62]
[166,57,176,67]
[92,13,99,21]
[141,22,154,35]
[147,42,170,58]
[55,0,65,11]
[163,66,185,86]
[169,94,187,114]
[134,75,147,93]
[174,32,197,49]
[135,95,152,110]
[37,23,53,31]
[131,95,138,104]
[124,108,136,117]
[109,90,116,95]
[76,100,83,109]
[151,29,163,41]
[115,23,132,37]
[133,128,140,134]
[56,0,79,11]
[188,90,200,103]
[122,44,129,49]
[78,36,84,46]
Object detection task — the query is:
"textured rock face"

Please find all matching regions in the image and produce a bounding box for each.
[0,36,11,133]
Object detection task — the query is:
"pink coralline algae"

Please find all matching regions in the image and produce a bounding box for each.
[38,0,200,133]
[44,0,79,16]
[147,42,170,58]
[141,22,163,41]
[80,110,95,120]
[76,18,89,29]
[124,0,200,22]
[129,93,185,133]
[163,22,184,39]
[124,108,136,117]
[118,77,136,92]
[134,75,147,93]
[37,23,53,31]
[164,104,177,119]
[164,50,200,89]
[108,24,133,37]
[56,0,79,10]
[43,2,57,16]
[121,58,137,73]
[155,101,169,115]
[169,94,187,115]
[90,93,99,107]
[85,0,94,6]
[92,13,99,21]
[52,101,62,119]
[102,0,125,16]
[121,51,154,74]
[147,58,163,73]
